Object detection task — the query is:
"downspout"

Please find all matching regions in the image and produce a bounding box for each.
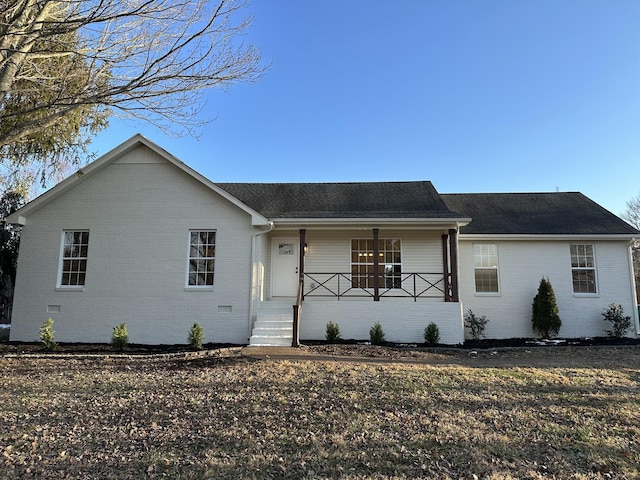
[627,239,640,337]
[248,221,274,340]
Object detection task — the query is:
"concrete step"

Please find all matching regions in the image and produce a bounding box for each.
[250,301,295,347]
[249,335,292,347]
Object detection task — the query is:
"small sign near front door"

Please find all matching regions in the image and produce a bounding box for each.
[279,243,294,255]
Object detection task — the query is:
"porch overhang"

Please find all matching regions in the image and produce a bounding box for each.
[268,217,471,230]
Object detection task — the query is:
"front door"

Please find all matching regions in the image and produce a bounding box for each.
[271,239,299,296]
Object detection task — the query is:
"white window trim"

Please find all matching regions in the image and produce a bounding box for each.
[57,230,89,290]
[473,243,500,296]
[185,229,216,290]
[570,244,599,297]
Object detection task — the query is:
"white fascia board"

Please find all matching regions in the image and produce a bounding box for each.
[458,233,638,242]
[271,217,471,229]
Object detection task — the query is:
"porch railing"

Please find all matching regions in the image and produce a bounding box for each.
[302,272,452,301]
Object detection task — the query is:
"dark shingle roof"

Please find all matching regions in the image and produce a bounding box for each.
[217,181,461,219]
[442,192,638,235]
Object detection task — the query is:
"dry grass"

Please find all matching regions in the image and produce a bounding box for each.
[1,347,639,479]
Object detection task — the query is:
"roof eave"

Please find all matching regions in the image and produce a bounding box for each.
[458,233,638,241]
[270,217,471,229]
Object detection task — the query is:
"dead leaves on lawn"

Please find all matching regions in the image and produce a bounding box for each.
[0,350,639,479]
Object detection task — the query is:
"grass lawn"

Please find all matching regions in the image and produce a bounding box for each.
[1,348,639,479]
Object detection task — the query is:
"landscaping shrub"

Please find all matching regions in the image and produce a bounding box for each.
[369,322,385,345]
[39,317,57,351]
[325,321,341,343]
[463,309,490,340]
[602,303,632,338]
[111,323,129,351]
[424,322,440,345]
[188,322,205,350]
[532,277,561,338]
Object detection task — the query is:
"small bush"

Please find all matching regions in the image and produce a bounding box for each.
[464,309,490,340]
[424,322,440,345]
[188,322,205,350]
[112,323,128,351]
[39,317,57,351]
[369,322,385,346]
[602,303,632,338]
[532,277,561,338]
[325,321,341,343]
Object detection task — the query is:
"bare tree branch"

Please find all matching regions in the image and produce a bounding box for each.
[0,0,265,188]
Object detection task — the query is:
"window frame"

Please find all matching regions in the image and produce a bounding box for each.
[58,230,90,289]
[350,238,402,290]
[570,244,598,295]
[186,230,216,288]
[472,243,500,295]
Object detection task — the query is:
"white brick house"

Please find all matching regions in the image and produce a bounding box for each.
[6,135,639,345]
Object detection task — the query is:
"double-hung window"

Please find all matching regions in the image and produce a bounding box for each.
[60,231,89,287]
[351,239,401,289]
[570,244,597,294]
[188,230,216,287]
[473,244,499,293]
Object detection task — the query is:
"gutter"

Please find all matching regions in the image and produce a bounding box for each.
[628,238,640,337]
[248,221,275,340]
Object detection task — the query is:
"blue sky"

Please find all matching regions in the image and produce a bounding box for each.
[89,1,640,217]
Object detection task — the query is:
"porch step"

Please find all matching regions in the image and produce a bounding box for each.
[249,301,294,347]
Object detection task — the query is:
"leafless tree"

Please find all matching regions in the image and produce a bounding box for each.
[0,0,264,187]
[622,193,640,298]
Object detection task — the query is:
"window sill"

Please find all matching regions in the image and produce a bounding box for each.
[184,287,214,292]
[56,287,85,292]
[474,292,501,297]
[573,293,599,298]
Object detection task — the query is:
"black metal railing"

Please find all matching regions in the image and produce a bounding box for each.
[302,272,451,301]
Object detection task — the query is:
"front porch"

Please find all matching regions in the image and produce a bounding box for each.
[250,297,465,345]
[250,225,465,346]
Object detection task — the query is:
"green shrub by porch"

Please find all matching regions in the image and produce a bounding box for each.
[369,322,385,345]
[463,309,489,340]
[532,278,561,338]
[424,322,440,345]
[325,321,341,343]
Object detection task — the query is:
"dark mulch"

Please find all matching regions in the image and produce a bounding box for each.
[0,342,242,355]
[1,336,638,356]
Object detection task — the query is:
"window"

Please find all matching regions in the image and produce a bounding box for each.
[570,244,597,293]
[351,239,401,289]
[473,244,499,293]
[188,231,215,286]
[60,231,89,286]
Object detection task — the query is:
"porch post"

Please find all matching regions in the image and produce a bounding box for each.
[442,234,451,302]
[448,228,459,302]
[373,228,380,301]
[299,228,306,283]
